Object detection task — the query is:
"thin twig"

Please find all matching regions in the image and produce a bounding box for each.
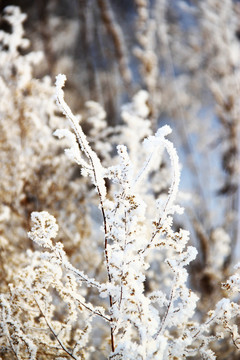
[34,297,79,360]
[76,298,111,322]
[99,193,115,352]
[154,272,179,340]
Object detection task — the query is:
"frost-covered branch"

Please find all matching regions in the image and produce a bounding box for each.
[55,75,115,352]
[55,74,107,202]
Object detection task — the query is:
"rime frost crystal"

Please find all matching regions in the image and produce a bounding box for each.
[28,211,58,249]
[55,74,107,200]
[1,51,240,358]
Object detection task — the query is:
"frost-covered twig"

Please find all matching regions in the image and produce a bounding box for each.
[138,125,182,254]
[34,296,79,360]
[55,75,115,352]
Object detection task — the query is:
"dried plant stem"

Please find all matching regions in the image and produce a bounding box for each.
[34,297,78,360]
[97,0,132,89]
[99,195,115,352]
[154,272,179,339]
[76,298,111,322]
[55,76,115,353]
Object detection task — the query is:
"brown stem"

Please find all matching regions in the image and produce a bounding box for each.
[97,0,132,88]
[34,297,78,360]
[99,196,115,353]
[76,298,110,322]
